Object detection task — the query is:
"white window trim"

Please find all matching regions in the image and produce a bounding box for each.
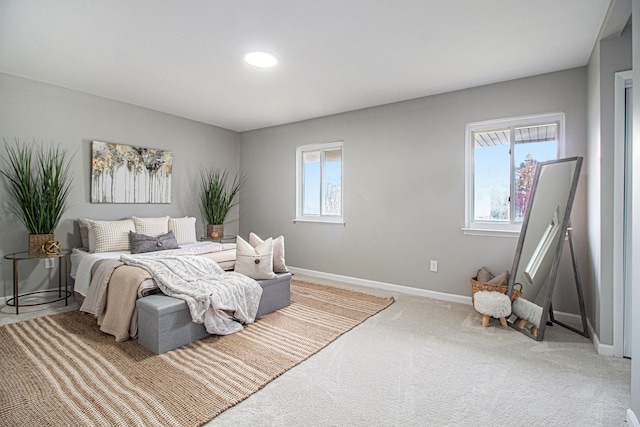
[463,112,565,237]
[294,141,345,226]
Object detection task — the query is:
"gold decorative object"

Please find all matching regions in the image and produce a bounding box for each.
[42,240,62,255]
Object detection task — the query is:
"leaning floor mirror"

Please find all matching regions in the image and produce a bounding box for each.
[506,156,588,341]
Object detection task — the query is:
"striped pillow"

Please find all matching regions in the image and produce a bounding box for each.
[168,217,197,245]
[132,216,169,237]
[88,219,136,253]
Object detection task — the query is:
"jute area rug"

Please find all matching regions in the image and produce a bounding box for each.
[0,279,393,427]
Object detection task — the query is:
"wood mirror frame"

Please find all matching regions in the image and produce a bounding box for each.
[506,156,584,341]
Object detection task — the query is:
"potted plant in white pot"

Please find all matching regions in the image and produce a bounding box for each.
[0,140,74,254]
[199,166,246,240]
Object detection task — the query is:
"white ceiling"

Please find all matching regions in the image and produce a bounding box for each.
[0,0,612,132]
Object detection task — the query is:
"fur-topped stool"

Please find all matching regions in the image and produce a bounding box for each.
[473,290,511,328]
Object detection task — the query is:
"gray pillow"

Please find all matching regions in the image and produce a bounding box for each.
[476,267,494,283]
[129,230,180,254]
[487,270,510,285]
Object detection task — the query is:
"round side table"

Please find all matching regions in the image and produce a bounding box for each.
[3,250,72,314]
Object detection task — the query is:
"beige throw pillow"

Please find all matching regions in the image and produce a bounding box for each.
[249,232,289,273]
[132,216,169,237]
[168,217,197,245]
[88,219,136,253]
[235,236,277,280]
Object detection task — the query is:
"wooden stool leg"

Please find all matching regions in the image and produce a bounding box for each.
[499,317,508,328]
[531,325,538,336]
[482,314,490,328]
[515,318,527,329]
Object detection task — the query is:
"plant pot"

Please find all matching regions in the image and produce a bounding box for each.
[29,234,54,255]
[206,224,224,239]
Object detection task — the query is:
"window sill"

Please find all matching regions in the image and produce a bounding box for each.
[461,227,520,238]
[293,218,346,226]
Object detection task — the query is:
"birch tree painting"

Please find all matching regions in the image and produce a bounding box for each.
[91,141,172,203]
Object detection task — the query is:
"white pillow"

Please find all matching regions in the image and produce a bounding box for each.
[88,219,135,253]
[132,216,169,237]
[249,232,289,273]
[168,217,197,245]
[234,236,277,280]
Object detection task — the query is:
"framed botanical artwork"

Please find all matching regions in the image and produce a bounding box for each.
[91,141,172,203]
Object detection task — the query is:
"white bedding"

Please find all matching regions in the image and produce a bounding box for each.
[71,242,236,296]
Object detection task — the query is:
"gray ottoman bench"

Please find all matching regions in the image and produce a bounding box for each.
[137,272,292,354]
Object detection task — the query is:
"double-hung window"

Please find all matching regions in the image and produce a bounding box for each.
[464,113,563,235]
[295,141,344,224]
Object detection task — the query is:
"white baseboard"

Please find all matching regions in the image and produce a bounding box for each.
[589,322,615,356]
[628,409,640,427]
[288,266,472,306]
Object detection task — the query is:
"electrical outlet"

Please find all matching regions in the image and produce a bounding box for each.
[45,258,55,269]
[430,260,438,272]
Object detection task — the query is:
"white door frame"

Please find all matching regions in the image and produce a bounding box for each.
[613,70,633,358]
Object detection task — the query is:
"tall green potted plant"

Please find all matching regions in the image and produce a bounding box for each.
[199,166,246,239]
[0,140,74,254]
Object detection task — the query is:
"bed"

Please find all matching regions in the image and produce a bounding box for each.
[71,241,237,298]
[69,216,291,350]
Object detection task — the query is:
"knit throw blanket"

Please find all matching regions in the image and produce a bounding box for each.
[121,255,262,335]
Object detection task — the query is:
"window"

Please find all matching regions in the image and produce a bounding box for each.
[464,113,564,235]
[295,141,344,224]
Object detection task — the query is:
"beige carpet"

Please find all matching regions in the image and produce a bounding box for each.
[0,279,394,427]
[211,275,631,426]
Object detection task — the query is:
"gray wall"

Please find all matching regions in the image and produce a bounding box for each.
[239,68,589,309]
[0,73,239,298]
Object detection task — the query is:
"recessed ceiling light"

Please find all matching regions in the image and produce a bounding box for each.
[244,52,278,68]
